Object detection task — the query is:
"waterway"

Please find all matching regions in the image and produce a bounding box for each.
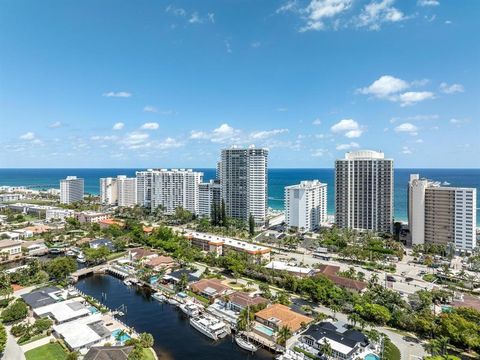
[76,274,274,360]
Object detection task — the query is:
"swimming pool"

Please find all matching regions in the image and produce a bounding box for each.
[364,354,380,360]
[254,324,275,337]
[112,329,131,343]
[88,306,99,314]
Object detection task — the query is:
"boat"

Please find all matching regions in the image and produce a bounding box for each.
[65,250,76,257]
[76,253,86,263]
[123,279,132,286]
[235,335,258,352]
[442,181,451,186]
[179,301,201,317]
[49,248,62,255]
[189,315,228,340]
[166,297,180,306]
[152,292,166,302]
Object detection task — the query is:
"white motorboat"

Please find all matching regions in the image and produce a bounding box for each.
[166,297,180,305]
[152,292,166,302]
[123,279,132,286]
[189,315,228,340]
[76,253,86,263]
[65,250,76,257]
[179,301,201,317]
[235,335,258,352]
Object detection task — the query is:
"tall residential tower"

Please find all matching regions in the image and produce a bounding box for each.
[60,176,84,204]
[335,150,393,233]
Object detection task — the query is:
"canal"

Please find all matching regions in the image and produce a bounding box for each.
[76,274,274,360]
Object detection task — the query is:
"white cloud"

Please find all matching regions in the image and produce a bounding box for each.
[312,118,322,125]
[299,0,353,32]
[401,146,412,154]
[49,121,62,128]
[331,119,363,137]
[156,137,183,150]
[140,122,159,130]
[189,12,202,24]
[165,5,186,17]
[398,91,434,106]
[356,0,406,30]
[91,135,117,141]
[277,107,288,112]
[190,123,241,144]
[224,40,232,54]
[415,139,424,143]
[407,114,439,121]
[394,122,418,135]
[358,75,409,98]
[418,0,439,6]
[143,106,158,113]
[336,142,359,150]
[276,0,298,14]
[121,132,150,149]
[207,13,215,23]
[440,82,464,94]
[311,148,327,157]
[102,91,132,98]
[20,132,35,140]
[251,41,262,48]
[113,122,125,130]
[444,20,451,25]
[250,129,289,140]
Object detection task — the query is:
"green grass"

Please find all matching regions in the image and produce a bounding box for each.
[383,338,401,360]
[142,348,156,360]
[18,333,48,345]
[423,274,437,282]
[25,342,68,360]
[186,291,210,305]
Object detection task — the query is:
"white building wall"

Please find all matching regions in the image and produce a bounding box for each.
[99,177,118,205]
[454,188,477,251]
[408,174,429,246]
[60,176,84,204]
[117,176,137,207]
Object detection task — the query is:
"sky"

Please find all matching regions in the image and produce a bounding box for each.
[0,0,479,168]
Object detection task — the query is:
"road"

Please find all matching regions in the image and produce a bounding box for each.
[2,328,25,360]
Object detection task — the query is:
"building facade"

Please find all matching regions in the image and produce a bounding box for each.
[99,177,118,205]
[220,146,268,226]
[198,179,221,218]
[136,170,155,208]
[335,150,393,233]
[408,174,477,251]
[285,180,327,231]
[150,169,203,215]
[117,176,137,207]
[60,176,84,204]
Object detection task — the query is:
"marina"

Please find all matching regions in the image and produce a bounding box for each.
[76,274,274,360]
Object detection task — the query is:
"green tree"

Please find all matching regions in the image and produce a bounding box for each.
[175,273,189,292]
[220,199,227,227]
[1,299,28,323]
[248,213,255,237]
[84,246,111,265]
[276,326,292,347]
[319,338,333,358]
[139,332,154,348]
[46,256,77,280]
[0,323,6,354]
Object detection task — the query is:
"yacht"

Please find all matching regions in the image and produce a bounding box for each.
[179,301,201,317]
[76,253,86,263]
[65,250,76,257]
[123,279,132,286]
[189,315,228,340]
[152,292,166,302]
[235,335,258,352]
[166,297,180,306]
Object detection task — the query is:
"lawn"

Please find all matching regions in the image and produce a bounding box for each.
[25,342,68,360]
[142,348,156,360]
[384,338,401,360]
[186,290,210,305]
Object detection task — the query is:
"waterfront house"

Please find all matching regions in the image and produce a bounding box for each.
[0,239,23,262]
[227,291,269,312]
[299,321,369,360]
[84,345,133,360]
[254,304,313,342]
[21,286,62,309]
[128,247,157,262]
[34,297,91,324]
[90,238,115,251]
[53,313,112,353]
[144,255,176,272]
[164,269,200,285]
[190,278,231,300]
[22,241,49,256]
[264,261,317,278]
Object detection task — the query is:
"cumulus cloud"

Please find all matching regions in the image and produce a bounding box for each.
[143,106,158,113]
[113,122,125,130]
[250,129,289,140]
[394,122,418,135]
[356,0,406,30]
[312,118,322,125]
[156,137,183,150]
[91,135,117,141]
[358,75,435,106]
[440,82,464,94]
[121,132,150,149]
[331,119,363,138]
[140,122,160,130]
[311,148,327,157]
[336,142,359,150]
[418,0,439,6]
[299,0,353,32]
[19,132,35,140]
[49,121,62,128]
[190,123,241,144]
[102,91,132,98]
[401,146,412,154]
[398,91,434,106]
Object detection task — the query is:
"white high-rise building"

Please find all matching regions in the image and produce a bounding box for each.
[198,180,222,218]
[285,180,327,231]
[335,150,393,233]
[117,176,137,207]
[220,146,268,226]
[136,170,155,208]
[60,176,84,204]
[150,169,203,215]
[408,174,477,251]
[100,177,118,205]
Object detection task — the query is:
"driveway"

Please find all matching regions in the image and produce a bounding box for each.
[2,328,25,360]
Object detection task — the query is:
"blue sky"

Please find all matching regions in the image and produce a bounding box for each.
[0,0,478,168]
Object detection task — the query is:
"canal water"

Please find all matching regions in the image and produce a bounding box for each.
[76,275,274,360]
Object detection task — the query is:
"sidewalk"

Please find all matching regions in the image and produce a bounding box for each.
[20,335,54,353]
[2,328,25,360]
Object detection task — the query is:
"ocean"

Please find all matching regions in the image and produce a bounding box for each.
[1,168,479,222]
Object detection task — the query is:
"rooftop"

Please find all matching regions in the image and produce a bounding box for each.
[34,297,90,323]
[229,292,269,308]
[84,346,133,360]
[255,304,313,333]
[190,278,230,296]
[21,286,61,309]
[285,180,327,190]
[265,261,315,276]
[0,239,22,248]
[187,231,271,254]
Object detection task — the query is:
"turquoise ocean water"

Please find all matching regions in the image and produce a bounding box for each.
[1,168,479,222]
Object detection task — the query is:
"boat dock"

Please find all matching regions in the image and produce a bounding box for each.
[239,331,284,353]
[70,265,106,282]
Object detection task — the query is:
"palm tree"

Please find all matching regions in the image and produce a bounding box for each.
[347,313,361,328]
[369,273,379,288]
[319,338,333,358]
[330,304,340,321]
[115,329,127,344]
[437,336,449,355]
[276,326,292,347]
